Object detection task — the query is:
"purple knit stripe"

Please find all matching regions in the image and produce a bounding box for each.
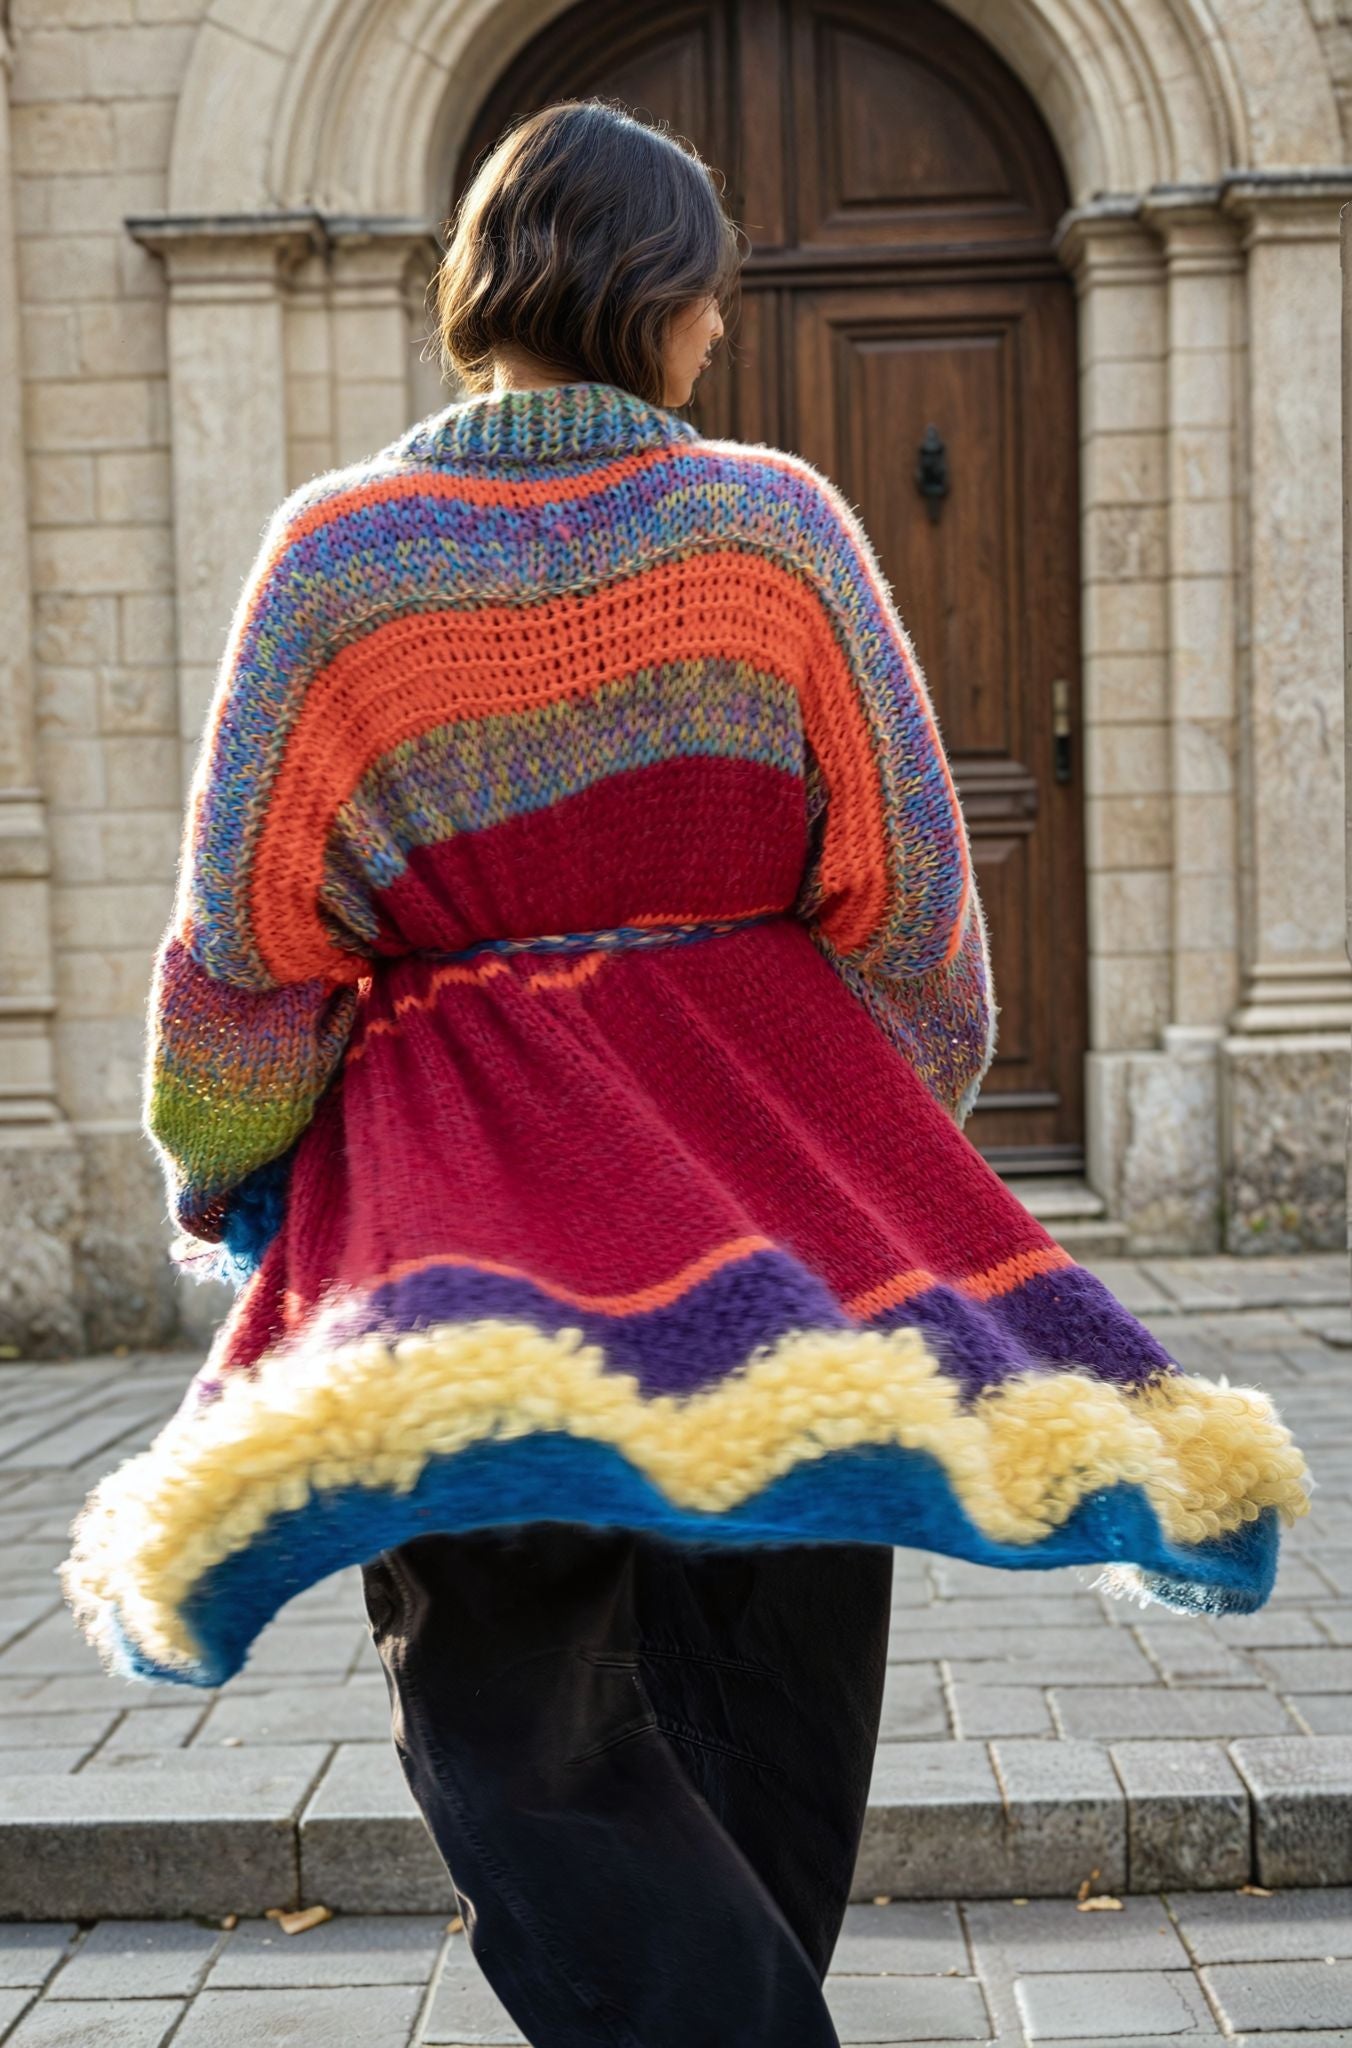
[995,1262,1175,1383]
[331,1247,852,1398]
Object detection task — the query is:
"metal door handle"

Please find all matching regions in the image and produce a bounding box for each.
[1051,678,1072,784]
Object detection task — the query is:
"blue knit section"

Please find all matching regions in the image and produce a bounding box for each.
[109,1434,1279,1688]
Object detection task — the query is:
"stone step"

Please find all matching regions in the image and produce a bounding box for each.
[2,1734,1348,1920]
[1002,1176,1131,1260]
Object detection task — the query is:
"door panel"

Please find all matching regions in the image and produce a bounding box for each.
[786,280,1084,1162]
[456,0,1085,1171]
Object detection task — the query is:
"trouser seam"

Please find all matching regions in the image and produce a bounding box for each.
[378,1547,640,2048]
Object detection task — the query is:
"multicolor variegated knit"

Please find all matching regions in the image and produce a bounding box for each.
[63,381,1308,1687]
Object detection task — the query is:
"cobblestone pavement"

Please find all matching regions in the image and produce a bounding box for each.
[1,1254,1350,2038]
[2,1891,1351,2045]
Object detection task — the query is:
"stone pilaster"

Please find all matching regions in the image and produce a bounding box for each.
[1343,200,1352,1279]
[326,218,442,462]
[0,26,83,1356]
[126,215,323,784]
[1219,173,1352,1252]
[1056,204,1223,1249]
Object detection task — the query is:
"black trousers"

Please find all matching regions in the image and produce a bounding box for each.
[362,1525,893,2047]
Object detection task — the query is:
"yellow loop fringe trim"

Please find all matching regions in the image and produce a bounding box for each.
[62,1319,1310,1674]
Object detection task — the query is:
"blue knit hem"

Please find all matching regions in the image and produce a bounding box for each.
[109,1432,1280,1687]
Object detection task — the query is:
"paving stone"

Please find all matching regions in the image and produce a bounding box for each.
[963,1897,1188,1972]
[878,1662,950,1740]
[0,1746,330,1918]
[0,1990,34,2035]
[1109,1743,1249,1890]
[6,1677,213,1715]
[825,1972,991,2042]
[1247,1647,1352,1692]
[421,1955,525,2043]
[4,2001,184,2047]
[171,1985,422,2047]
[1132,1624,1253,1686]
[48,1920,221,2000]
[0,1612,111,1679]
[831,1902,967,1976]
[299,1742,452,1913]
[1166,1885,1352,1963]
[950,1685,1055,1739]
[856,1743,1003,1899]
[891,1597,1106,1634]
[1203,1959,1352,2033]
[0,1710,117,1750]
[1053,1688,1294,1740]
[90,1707,205,1758]
[1211,1609,1329,1648]
[1268,1555,1342,1605]
[205,1914,445,1988]
[1288,1695,1352,1734]
[992,1742,1127,1895]
[1230,1737,1352,1885]
[1232,2036,1352,2047]
[0,1749,90,1776]
[1311,1547,1352,1596]
[236,1624,367,1681]
[902,1628,1154,1685]
[1015,1969,1217,2039]
[0,1926,76,1990]
[195,1683,390,1748]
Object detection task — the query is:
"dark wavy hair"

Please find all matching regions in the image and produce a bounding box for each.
[435,98,743,405]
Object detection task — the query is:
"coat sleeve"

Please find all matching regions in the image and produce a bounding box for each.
[778,457,997,1126]
[145,489,371,1257]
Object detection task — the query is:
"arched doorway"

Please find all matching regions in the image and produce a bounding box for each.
[458,0,1086,1175]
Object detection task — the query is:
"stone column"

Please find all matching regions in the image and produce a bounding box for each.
[1343,200,1352,1279]
[126,215,323,782]
[0,27,82,1354]
[1056,205,1212,1248]
[1220,174,1352,1251]
[123,215,321,1345]
[326,219,443,463]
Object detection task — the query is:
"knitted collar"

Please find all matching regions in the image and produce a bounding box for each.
[423,379,701,467]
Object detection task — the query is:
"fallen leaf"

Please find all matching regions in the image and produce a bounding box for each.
[1075,1868,1101,1904]
[1076,1895,1123,1913]
[221,1737,242,1748]
[871,1895,893,1907]
[1011,1898,1029,1907]
[0,1346,19,1361]
[1238,1884,1273,1897]
[219,1914,238,1931]
[446,1915,464,1934]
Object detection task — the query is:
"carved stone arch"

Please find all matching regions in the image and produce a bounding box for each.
[170,0,1341,221]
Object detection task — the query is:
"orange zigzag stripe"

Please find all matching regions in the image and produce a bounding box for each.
[281,1236,1077,1330]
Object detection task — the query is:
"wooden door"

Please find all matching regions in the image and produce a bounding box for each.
[458,0,1086,1173]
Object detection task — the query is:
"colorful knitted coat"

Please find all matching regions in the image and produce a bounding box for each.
[63,380,1308,1687]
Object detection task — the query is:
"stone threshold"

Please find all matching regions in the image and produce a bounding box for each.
[1,1733,1348,1921]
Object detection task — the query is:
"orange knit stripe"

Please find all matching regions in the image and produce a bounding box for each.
[842,1243,1076,1318]
[346,905,787,1062]
[252,552,888,983]
[348,949,611,1060]
[190,450,684,791]
[842,1268,935,1318]
[959,1244,1077,1301]
[285,1232,780,1324]
[709,440,971,951]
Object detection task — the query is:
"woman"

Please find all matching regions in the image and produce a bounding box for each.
[65,99,1308,2046]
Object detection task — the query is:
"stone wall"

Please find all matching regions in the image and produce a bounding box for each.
[1,0,1350,1357]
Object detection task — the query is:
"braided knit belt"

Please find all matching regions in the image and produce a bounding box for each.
[425,909,779,966]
